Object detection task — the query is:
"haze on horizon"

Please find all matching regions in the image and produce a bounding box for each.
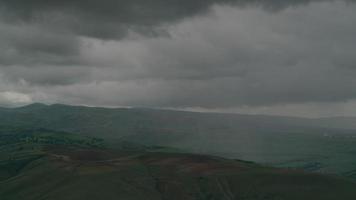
[1,0,356,118]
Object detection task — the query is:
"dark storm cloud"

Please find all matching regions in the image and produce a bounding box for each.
[0,0,343,39]
[0,0,346,66]
[0,0,356,115]
[0,0,232,39]
[0,0,333,67]
[0,22,80,66]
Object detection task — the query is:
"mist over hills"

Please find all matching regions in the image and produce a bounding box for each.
[2,128,356,200]
[2,103,356,179]
[2,0,356,199]
[2,104,356,199]
[4,103,356,137]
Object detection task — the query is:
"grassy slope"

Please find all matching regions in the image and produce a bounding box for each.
[2,104,356,179]
[2,149,356,200]
[1,129,356,200]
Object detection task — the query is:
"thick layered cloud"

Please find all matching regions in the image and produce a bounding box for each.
[0,0,346,40]
[0,22,80,66]
[0,0,356,116]
[1,0,330,66]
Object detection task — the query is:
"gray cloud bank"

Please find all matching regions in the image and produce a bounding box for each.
[0,0,338,40]
[0,0,356,117]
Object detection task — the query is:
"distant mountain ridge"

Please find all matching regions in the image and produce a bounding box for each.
[3,103,356,135]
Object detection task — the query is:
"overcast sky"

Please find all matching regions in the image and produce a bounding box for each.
[0,0,356,117]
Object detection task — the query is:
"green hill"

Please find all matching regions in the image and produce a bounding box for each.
[1,128,356,200]
[2,104,356,179]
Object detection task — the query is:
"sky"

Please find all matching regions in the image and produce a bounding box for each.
[0,0,356,117]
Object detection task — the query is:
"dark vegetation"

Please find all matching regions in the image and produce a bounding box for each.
[2,104,356,178]
[2,104,356,199]
[1,127,356,200]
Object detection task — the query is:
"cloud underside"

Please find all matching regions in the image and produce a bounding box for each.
[0,0,356,116]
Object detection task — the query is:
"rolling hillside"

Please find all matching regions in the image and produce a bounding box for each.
[2,104,356,179]
[1,128,356,200]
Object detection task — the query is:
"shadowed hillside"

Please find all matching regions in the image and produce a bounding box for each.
[1,128,356,200]
[2,104,356,179]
